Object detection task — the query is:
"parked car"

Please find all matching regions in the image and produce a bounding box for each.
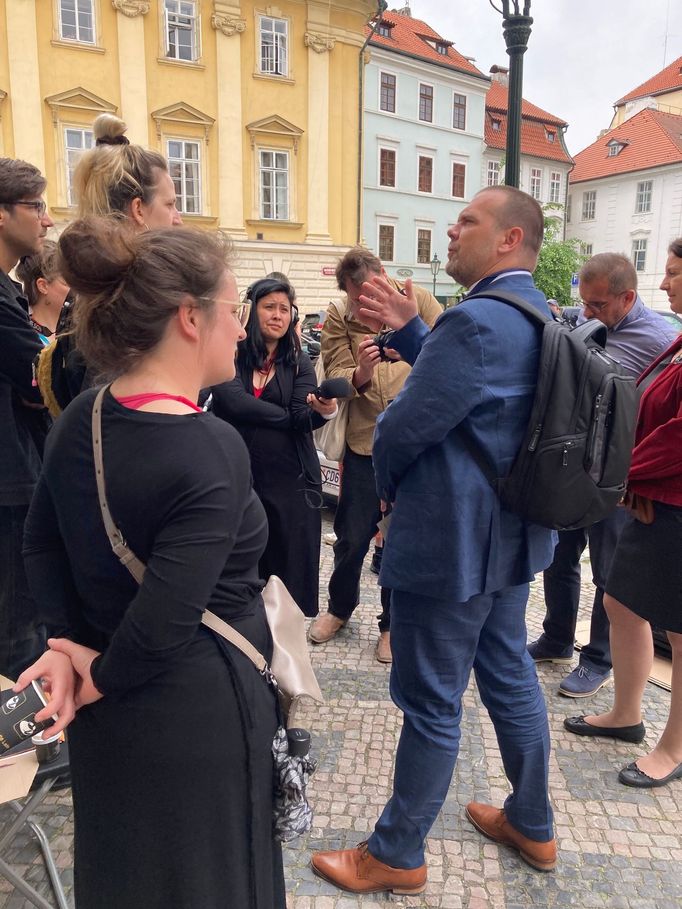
[300,331,320,361]
[303,310,328,341]
[656,311,682,332]
[317,450,340,503]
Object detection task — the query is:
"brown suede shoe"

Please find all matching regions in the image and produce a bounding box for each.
[375,631,392,663]
[310,842,427,895]
[308,612,346,644]
[465,802,557,872]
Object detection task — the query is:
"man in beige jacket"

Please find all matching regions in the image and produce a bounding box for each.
[309,247,441,661]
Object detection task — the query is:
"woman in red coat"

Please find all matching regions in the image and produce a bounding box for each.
[565,238,682,789]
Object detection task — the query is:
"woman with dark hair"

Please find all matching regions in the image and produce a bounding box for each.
[14,218,286,908]
[565,238,682,789]
[15,241,69,345]
[211,277,337,617]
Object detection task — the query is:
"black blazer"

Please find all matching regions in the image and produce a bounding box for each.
[211,353,325,488]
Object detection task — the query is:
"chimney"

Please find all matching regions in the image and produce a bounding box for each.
[490,64,509,87]
[396,3,411,15]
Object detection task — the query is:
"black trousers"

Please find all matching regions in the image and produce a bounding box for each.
[541,507,628,674]
[328,448,390,631]
[0,504,45,680]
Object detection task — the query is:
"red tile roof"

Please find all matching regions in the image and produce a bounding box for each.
[569,108,682,184]
[366,10,486,79]
[485,82,572,164]
[615,55,682,106]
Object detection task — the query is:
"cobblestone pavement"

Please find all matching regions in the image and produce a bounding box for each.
[1,508,680,908]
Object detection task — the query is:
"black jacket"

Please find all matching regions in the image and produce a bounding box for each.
[0,270,48,505]
[211,353,324,488]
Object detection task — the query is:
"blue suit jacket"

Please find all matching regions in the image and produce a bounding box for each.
[373,271,556,603]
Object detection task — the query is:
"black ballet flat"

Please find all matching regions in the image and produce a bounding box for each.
[618,761,682,789]
[564,715,646,744]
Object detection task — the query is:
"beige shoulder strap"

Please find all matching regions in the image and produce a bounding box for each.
[91,385,268,675]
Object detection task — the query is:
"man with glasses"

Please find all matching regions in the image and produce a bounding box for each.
[0,158,54,679]
[528,253,677,698]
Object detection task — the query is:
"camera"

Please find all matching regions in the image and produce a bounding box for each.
[372,330,399,362]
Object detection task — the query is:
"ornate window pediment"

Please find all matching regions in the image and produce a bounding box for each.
[151,102,215,141]
[45,87,116,125]
[246,115,303,154]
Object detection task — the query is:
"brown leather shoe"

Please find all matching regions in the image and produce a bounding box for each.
[465,802,557,872]
[310,842,427,895]
[375,631,392,663]
[308,612,346,644]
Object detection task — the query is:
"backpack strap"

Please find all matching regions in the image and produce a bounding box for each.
[464,290,551,325]
[455,290,549,490]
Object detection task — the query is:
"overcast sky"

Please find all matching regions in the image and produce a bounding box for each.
[404,0,681,155]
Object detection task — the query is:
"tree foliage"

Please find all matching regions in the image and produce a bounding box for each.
[533,204,586,306]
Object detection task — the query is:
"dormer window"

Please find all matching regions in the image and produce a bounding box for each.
[607,140,625,157]
[375,20,393,38]
[545,129,556,143]
[491,118,501,131]
[436,42,448,55]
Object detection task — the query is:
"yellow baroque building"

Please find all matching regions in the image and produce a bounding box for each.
[0,0,377,309]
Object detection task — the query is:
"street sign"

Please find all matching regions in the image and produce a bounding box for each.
[321,266,336,276]
[571,273,580,286]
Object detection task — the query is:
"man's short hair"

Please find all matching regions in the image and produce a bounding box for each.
[336,246,382,292]
[0,158,46,208]
[580,253,638,295]
[477,185,544,255]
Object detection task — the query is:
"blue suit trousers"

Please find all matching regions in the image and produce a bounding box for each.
[367,584,553,869]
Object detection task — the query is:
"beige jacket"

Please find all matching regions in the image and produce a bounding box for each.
[320,278,442,456]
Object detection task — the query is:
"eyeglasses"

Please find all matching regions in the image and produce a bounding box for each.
[581,291,628,314]
[13,200,47,217]
[198,298,251,326]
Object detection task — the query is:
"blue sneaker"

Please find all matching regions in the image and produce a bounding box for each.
[559,665,611,698]
[527,638,573,665]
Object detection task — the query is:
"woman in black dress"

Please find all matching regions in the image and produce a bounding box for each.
[212,278,337,617]
[565,238,682,790]
[14,218,286,908]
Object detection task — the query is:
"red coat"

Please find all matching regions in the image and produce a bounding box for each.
[629,334,682,506]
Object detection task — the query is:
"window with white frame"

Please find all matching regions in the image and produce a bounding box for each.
[452,162,466,198]
[418,155,433,193]
[487,160,500,187]
[452,93,466,130]
[378,224,395,262]
[164,1,199,62]
[59,0,95,44]
[419,84,433,123]
[380,72,396,113]
[530,167,542,200]
[632,238,647,272]
[379,148,396,187]
[259,149,289,220]
[549,171,561,204]
[582,242,593,256]
[635,180,653,214]
[65,127,94,206]
[167,139,201,214]
[581,190,596,221]
[417,228,431,264]
[376,22,392,38]
[259,16,288,77]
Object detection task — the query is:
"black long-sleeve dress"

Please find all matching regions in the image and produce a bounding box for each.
[22,387,286,909]
[212,353,325,617]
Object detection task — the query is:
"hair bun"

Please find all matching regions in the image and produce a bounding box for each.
[92,113,129,146]
[57,216,137,297]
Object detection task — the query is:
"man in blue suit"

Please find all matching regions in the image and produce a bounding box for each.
[311,186,558,895]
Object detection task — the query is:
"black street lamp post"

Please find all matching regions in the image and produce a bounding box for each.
[430,253,441,297]
[489,1,533,188]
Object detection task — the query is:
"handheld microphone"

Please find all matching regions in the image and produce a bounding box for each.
[315,378,354,400]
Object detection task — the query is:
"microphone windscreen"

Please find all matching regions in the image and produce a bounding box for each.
[317,377,354,399]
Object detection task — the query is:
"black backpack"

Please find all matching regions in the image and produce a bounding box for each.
[461,291,638,530]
